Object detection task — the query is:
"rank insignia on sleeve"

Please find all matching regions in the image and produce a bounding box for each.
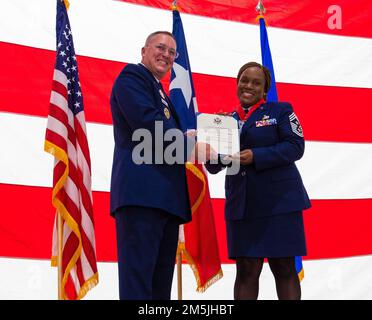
[289,112,304,137]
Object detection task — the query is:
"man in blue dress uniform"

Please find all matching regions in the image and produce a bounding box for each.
[110,31,214,300]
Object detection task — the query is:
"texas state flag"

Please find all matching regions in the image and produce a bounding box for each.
[170,7,223,293]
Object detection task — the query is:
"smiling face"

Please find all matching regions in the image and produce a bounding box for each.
[141,33,177,80]
[237,66,266,108]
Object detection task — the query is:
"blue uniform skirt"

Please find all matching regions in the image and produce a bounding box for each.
[226,211,307,259]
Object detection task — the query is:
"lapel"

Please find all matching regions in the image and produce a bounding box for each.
[157,80,182,127]
[137,63,182,127]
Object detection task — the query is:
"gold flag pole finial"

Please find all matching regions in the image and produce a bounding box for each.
[170,0,178,11]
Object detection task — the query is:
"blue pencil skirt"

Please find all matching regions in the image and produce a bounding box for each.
[226,211,307,259]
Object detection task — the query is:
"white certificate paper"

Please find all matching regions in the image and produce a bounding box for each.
[197,113,239,156]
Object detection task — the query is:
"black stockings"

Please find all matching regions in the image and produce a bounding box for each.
[234,257,264,300]
[234,257,301,300]
[268,257,301,300]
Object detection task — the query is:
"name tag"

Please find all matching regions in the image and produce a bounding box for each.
[255,118,277,127]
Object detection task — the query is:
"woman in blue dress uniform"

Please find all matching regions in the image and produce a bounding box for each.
[206,62,311,300]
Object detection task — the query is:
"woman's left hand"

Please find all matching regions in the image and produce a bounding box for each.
[233,149,253,165]
[239,149,253,165]
[226,149,253,165]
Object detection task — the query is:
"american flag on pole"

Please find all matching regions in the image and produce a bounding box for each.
[44,0,98,300]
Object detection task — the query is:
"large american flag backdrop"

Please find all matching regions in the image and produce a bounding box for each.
[0,0,372,299]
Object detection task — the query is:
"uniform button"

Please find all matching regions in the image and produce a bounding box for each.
[241,171,246,176]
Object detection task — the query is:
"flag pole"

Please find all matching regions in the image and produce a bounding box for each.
[55,0,70,301]
[57,211,63,300]
[171,0,183,301]
[177,250,183,300]
[177,224,184,300]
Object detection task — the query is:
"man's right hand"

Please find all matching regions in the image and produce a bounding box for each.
[190,142,218,163]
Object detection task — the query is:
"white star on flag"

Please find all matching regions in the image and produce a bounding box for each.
[169,62,192,108]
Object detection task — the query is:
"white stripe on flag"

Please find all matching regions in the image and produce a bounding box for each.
[1,112,372,200]
[1,256,372,299]
[1,0,371,88]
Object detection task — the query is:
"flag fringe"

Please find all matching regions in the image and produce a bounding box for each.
[44,141,69,201]
[185,162,206,213]
[298,268,304,282]
[51,256,57,267]
[76,273,99,300]
[177,243,223,292]
[45,140,86,299]
[47,267,99,300]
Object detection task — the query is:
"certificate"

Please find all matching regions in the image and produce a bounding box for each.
[196,113,239,156]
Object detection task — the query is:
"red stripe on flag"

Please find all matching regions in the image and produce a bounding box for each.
[67,125,77,149]
[45,129,68,153]
[53,161,66,185]
[1,183,372,262]
[62,232,79,271]
[81,228,98,273]
[2,43,372,143]
[76,258,85,291]
[118,0,372,38]
[52,81,68,100]
[74,118,91,170]
[48,104,69,127]
[56,188,81,224]
[65,275,77,300]
[66,160,79,191]
[77,170,94,222]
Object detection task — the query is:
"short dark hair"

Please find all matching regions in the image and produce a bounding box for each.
[236,62,271,97]
[145,31,176,45]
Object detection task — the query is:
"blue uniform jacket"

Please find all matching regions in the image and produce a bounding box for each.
[110,63,191,222]
[206,102,311,220]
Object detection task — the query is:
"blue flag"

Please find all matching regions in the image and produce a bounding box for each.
[259,17,278,102]
[259,16,304,281]
[169,9,197,132]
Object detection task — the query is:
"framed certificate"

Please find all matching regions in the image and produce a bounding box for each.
[196,113,239,156]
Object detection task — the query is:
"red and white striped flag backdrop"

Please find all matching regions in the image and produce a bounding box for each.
[0,0,372,299]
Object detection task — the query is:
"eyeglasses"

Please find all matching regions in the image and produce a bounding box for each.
[153,44,179,59]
